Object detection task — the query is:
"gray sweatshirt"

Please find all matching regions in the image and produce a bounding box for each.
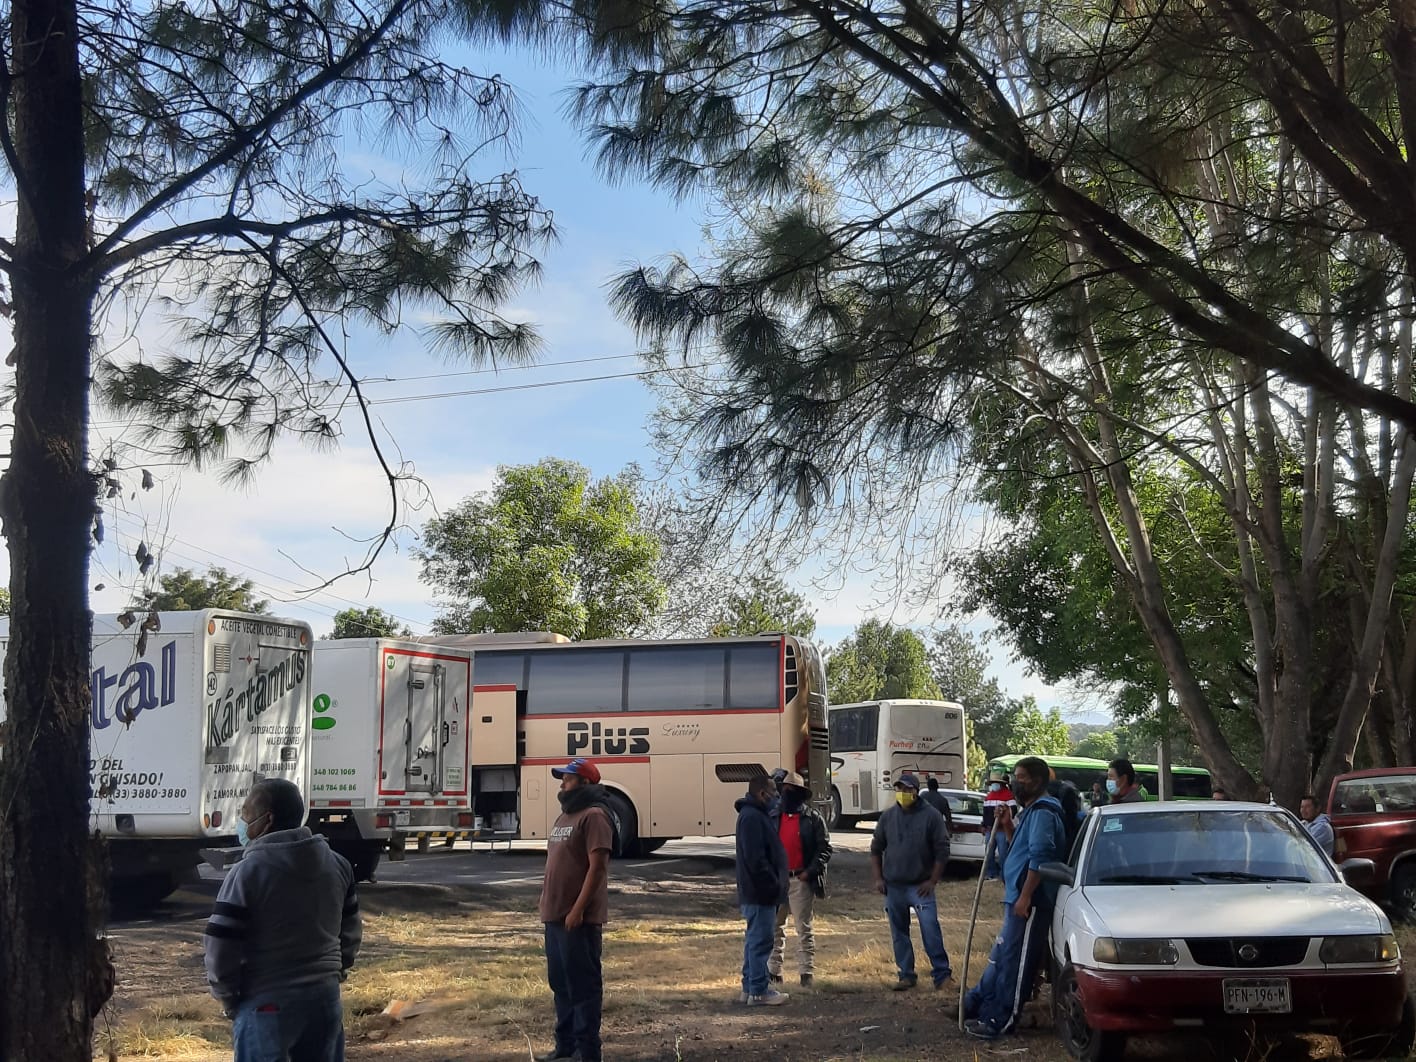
[203,827,361,1007]
[871,802,951,885]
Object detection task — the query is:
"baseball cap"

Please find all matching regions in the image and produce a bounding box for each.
[894,771,921,791]
[550,757,601,784]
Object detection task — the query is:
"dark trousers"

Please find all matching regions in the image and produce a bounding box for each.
[544,920,603,1062]
[965,902,1050,1033]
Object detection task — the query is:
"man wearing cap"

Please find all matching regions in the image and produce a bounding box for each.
[767,772,832,988]
[870,771,953,992]
[982,771,1015,882]
[538,758,615,1062]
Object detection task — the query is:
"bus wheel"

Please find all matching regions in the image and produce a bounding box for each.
[637,837,669,854]
[604,790,643,858]
[829,788,856,831]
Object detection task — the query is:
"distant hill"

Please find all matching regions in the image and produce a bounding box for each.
[1068,722,1111,744]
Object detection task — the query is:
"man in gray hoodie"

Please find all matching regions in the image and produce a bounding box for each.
[204,778,361,1062]
[870,771,953,991]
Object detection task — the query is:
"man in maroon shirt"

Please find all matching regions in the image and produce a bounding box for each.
[538,758,614,1062]
[767,772,832,987]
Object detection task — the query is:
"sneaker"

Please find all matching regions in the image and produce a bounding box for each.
[964,1019,1002,1041]
[747,989,790,1006]
[799,973,814,987]
[736,990,749,1004]
[892,975,918,991]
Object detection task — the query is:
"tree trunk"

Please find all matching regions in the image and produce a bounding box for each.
[0,0,111,1050]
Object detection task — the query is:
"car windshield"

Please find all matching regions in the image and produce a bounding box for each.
[1082,809,1336,886]
[946,792,983,815]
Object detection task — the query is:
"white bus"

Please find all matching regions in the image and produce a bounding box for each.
[826,699,967,828]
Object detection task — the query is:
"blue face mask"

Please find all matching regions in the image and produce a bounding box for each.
[1106,779,1119,796]
[236,816,252,846]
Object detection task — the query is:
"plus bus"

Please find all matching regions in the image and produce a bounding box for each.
[826,699,967,828]
[984,753,1213,803]
[421,632,829,856]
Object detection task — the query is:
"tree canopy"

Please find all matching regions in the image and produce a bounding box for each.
[418,459,664,638]
[328,607,412,640]
[132,567,270,615]
[706,572,816,639]
[827,620,941,704]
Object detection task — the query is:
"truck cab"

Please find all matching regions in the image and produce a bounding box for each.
[1328,767,1416,921]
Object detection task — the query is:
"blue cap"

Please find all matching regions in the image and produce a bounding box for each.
[895,771,921,791]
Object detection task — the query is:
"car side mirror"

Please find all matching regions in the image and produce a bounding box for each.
[1339,858,1375,886]
[1038,861,1075,887]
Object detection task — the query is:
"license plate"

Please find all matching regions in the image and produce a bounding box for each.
[1223,978,1291,1014]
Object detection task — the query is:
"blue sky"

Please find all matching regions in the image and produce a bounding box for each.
[53,44,1096,721]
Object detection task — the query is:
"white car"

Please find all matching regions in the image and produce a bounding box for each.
[1040,801,1415,1061]
[939,789,987,865]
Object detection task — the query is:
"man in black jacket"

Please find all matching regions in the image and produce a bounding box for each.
[735,772,789,1006]
[767,772,832,988]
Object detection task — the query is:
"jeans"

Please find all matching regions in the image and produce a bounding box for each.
[985,830,1009,880]
[232,979,344,1062]
[884,883,952,984]
[544,921,603,1062]
[769,877,817,977]
[965,902,1051,1033]
[740,903,777,996]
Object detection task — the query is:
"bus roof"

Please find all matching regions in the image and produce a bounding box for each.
[830,699,964,711]
[986,752,1210,774]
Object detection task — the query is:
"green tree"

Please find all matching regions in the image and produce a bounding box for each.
[1072,730,1119,762]
[329,607,411,640]
[707,572,816,639]
[926,625,1015,769]
[827,620,941,704]
[133,567,270,614]
[0,589,10,616]
[419,459,664,639]
[0,0,551,1046]
[1007,698,1073,758]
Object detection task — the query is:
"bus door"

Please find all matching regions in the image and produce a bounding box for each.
[403,663,446,794]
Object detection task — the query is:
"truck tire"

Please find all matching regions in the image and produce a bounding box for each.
[110,872,178,916]
[1341,988,1416,1059]
[350,845,382,883]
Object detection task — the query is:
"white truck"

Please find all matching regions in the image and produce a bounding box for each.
[0,609,314,907]
[308,638,475,868]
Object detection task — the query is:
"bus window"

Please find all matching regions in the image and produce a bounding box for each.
[728,643,781,708]
[526,650,625,713]
[1172,772,1214,799]
[473,651,527,689]
[829,704,879,753]
[628,647,726,710]
[1137,770,1160,795]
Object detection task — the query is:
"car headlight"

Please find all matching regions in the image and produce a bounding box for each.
[1093,937,1179,964]
[1320,934,1399,964]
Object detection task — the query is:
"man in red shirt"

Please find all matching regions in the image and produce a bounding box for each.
[982,771,1015,882]
[537,758,614,1062]
[767,772,832,987]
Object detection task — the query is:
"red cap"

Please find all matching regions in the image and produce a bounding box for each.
[550,757,601,784]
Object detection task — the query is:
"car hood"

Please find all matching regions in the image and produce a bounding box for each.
[1080,883,1389,937]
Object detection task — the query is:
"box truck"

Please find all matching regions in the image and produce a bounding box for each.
[0,609,314,907]
[307,638,474,868]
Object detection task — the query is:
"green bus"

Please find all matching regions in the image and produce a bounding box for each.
[984,753,1213,803]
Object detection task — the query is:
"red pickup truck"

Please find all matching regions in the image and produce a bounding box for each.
[1329,767,1416,921]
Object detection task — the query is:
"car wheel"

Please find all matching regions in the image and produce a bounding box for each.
[1391,864,1416,924]
[1340,988,1416,1059]
[1052,960,1126,1062]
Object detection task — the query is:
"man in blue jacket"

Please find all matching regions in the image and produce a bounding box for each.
[735,772,789,1006]
[964,756,1065,1041]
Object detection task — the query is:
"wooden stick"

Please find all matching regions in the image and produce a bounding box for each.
[959,818,1000,1030]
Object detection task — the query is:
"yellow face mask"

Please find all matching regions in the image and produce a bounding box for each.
[896,791,917,808]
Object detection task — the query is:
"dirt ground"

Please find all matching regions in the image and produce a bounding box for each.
[96,844,1367,1062]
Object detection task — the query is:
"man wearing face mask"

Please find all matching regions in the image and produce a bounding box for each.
[963,756,1065,1041]
[736,772,790,1005]
[767,772,832,988]
[204,778,361,1062]
[1106,757,1146,803]
[538,757,615,1062]
[870,772,953,992]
